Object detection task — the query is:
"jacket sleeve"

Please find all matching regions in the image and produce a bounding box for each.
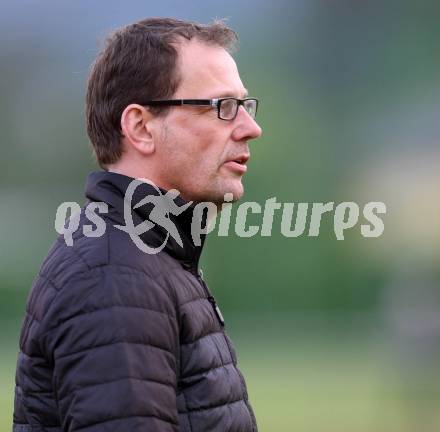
[39,266,180,432]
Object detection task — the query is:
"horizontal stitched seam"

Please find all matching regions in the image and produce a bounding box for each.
[55,341,174,361]
[24,309,41,324]
[40,263,159,287]
[25,271,63,328]
[180,397,244,414]
[179,297,207,308]
[37,272,62,292]
[181,361,234,380]
[52,263,161,285]
[181,331,222,347]
[18,351,44,359]
[123,265,177,314]
[59,376,174,402]
[39,264,175,335]
[67,243,91,271]
[54,304,175,326]
[12,423,61,429]
[24,389,54,395]
[75,414,178,431]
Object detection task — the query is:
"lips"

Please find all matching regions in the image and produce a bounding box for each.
[222,154,250,174]
[226,154,250,165]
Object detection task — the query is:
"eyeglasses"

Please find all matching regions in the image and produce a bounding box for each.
[140,97,259,121]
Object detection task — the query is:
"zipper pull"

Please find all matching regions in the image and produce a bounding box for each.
[198,268,225,327]
[208,296,225,327]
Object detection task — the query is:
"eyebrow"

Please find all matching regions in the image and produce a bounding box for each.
[212,89,249,99]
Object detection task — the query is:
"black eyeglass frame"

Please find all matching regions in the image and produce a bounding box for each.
[140,97,259,121]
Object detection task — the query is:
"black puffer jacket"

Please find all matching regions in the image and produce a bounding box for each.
[13,171,257,432]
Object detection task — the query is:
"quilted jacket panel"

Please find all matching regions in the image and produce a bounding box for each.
[13,171,257,432]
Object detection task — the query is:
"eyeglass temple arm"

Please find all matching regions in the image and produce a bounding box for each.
[141,99,214,107]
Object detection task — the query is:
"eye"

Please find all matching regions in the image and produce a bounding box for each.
[219,99,237,120]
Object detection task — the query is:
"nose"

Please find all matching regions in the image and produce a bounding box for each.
[231,106,263,142]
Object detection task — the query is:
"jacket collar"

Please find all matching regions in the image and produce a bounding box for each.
[85,170,207,272]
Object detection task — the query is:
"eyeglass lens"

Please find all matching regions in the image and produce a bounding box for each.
[219,99,257,120]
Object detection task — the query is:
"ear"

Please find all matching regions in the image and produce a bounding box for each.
[120,104,158,156]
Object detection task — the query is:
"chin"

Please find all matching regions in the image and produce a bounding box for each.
[218,180,244,203]
[189,178,244,205]
[230,187,244,202]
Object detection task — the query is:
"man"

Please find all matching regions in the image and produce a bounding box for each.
[13,17,262,432]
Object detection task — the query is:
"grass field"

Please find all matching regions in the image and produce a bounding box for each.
[2,318,440,431]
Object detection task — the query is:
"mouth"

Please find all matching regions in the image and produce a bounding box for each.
[222,154,250,174]
[232,155,250,165]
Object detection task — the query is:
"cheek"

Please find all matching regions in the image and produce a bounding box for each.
[164,114,230,173]
[182,132,223,169]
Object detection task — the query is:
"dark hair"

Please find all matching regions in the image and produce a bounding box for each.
[85,17,238,168]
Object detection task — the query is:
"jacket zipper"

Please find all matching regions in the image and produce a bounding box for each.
[197,268,256,431]
[197,268,225,327]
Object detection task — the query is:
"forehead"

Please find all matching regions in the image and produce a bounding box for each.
[174,39,247,98]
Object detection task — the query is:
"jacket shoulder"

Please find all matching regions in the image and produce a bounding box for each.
[25,209,181,327]
[41,208,181,288]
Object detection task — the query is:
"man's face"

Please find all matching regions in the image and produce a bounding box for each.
[154,39,262,204]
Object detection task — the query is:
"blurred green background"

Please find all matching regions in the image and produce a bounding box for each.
[1,1,440,430]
